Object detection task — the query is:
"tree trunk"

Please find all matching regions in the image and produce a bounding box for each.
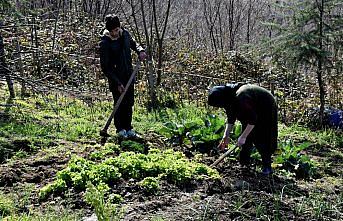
[14,36,26,97]
[227,0,235,50]
[0,35,15,98]
[33,17,42,77]
[317,0,325,126]
[247,0,252,44]
[153,0,171,85]
[140,0,158,109]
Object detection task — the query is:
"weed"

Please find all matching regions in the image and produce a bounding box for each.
[85,182,125,221]
[2,205,82,221]
[255,202,265,218]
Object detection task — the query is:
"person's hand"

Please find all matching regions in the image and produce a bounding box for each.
[237,136,246,147]
[218,136,229,151]
[117,84,125,94]
[139,51,147,61]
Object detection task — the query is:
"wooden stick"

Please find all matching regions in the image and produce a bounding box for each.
[211,146,239,167]
[100,61,141,137]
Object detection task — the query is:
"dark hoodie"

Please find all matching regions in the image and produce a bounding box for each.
[100,28,144,91]
[208,83,277,129]
[208,83,278,151]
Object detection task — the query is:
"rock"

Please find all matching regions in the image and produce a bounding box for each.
[233,180,250,191]
[82,213,97,221]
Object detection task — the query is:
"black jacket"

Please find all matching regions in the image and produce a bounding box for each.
[100,29,144,90]
[208,84,278,151]
[208,83,277,125]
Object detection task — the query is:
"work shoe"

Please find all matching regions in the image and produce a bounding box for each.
[262,166,273,175]
[117,129,127,138]
[126,129,137,138]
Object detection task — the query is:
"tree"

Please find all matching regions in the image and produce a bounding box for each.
[265,0,343,126]
[0,0,15,98]
[202,0,222,54]
[152,0,171,85]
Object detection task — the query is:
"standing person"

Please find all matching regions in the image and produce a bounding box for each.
[100,14,147,138]
[208,83,278,175]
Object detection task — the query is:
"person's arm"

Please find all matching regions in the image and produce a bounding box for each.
[236,96,257,146]
[219,122,234,148]
[128,32,147,60]
[217,106,237,150]
[237,124,255,146]
[223,122,233,139]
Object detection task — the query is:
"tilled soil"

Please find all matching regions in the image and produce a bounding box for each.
[0,137,342,221]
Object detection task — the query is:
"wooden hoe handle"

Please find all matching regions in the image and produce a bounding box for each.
[211,146,239,167]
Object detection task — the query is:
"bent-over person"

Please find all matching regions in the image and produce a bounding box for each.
[208,83,278,175]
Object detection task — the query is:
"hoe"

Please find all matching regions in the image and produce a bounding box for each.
[211,145,238,167]
[100,61,141,138]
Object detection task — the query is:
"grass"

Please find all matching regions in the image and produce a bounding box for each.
[1,85,342,220]
[2,206,82,221]
[278,123,343,148]
[0,191,15,217]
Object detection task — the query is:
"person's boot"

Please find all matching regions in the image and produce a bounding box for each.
[262,165,273,175]
[261,156,273,175]
[117,129,127,139]
[127,129,141,139]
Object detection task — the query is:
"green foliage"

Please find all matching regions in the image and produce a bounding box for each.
[0,95,112,142]
[89,143,120,160]
[159,113,226,152]
[120,140,146,153]
[2,207,81,221]
[39,179,67,200]
[0,139,13,163]
[279,124,343,148]
[263,0,342,66]
[188,114,225,152]
[84,182,125,221]
[274,141,317,178]
[139,177,160,193]
[108,193,123,204]
[0,137,45,163]
[159,120,200,145]
[40,149,220,199]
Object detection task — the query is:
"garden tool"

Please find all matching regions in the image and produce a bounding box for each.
[100,61,141,138]
[211,145,239,167]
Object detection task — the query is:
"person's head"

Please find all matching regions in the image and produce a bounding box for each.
[208,83,244,108]
[105,14,121,38]
[208,85,228,108]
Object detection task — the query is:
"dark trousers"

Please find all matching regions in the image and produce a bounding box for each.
[111,84,134,132]
[239,123,277,168]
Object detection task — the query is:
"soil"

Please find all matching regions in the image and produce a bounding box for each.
[0,133,342,221]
